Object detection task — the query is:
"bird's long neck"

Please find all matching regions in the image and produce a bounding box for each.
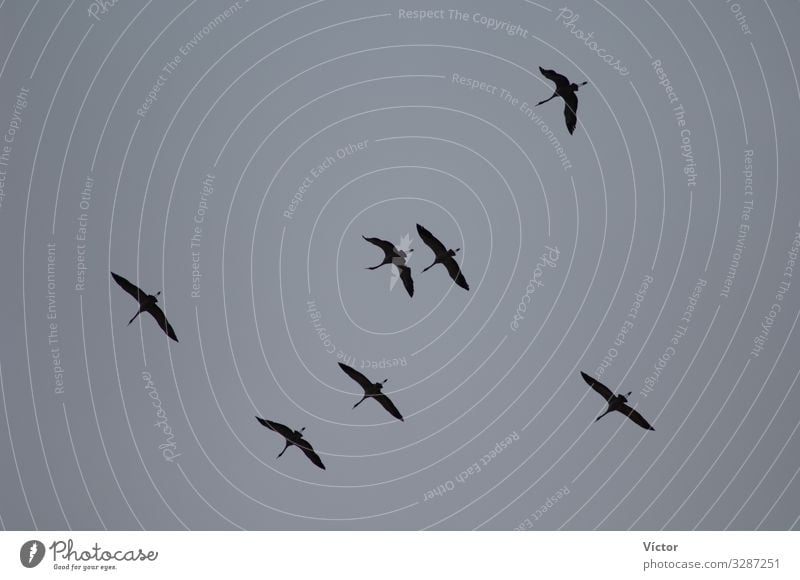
[128,309,144,325]
[422,259,438,272]
[277,440,291,458]
[596,408,612,421]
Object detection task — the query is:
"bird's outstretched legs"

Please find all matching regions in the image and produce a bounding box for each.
[353,395,368,409]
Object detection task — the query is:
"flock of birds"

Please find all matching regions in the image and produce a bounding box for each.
[109,68,653,471]
[364,223,470,297]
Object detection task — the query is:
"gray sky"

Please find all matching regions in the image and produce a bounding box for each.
[1,0,799,530]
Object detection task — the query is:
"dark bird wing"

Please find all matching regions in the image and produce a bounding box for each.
[442,256,469,290]
[563,91,579,134]
[398,265,414,297]
[363,236,398,257]
[338,362,373,392]
[255,417,294,440]
[111,271,146,303]
[296,437,326,469]
[618,403,655,431]
[373,393,404,422]
[580,372,614,402]
[416,224,448,256]
[144,303,178,342]
[540,67,570,89]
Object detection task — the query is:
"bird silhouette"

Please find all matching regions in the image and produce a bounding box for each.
[580,372,654,431]
[416,224,469,291]
[111,272,178,341]
[255,417,326,469]
[536,67,588,134]
[363,235,414,297]
[338,363,404,422]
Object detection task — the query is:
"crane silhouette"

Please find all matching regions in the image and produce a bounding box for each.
[255,417,326,469]
[110,272,178,341]
[536,67,588,135]
[362,235,414,297]
[580,372,655,431]
[416,224,469,291]
[338,363,404,422]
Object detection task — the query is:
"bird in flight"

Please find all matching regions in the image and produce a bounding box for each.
[111,272,178,341]
[363,235,414,297]
[338,363,404,422]
[416,224,469,291]
[536,67,588,134]
[580,372,654,431]
[255,417,326,470]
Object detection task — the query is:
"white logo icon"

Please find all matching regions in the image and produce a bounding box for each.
[389,233,413,291]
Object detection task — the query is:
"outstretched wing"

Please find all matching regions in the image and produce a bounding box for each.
[296,437,326,469]
[338,362,373,392]
[111,271,145,303]
[540,67,570,89]
[619,404,655,431]
[442,256,469,290]
[399,265,414,297]
[145,303,179,342]
[374,393,404,422]
[362,235,398,257]
[580,372,614,402]
[255,417,294,440]
[563,91,579,134]
[416,224,448,256]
